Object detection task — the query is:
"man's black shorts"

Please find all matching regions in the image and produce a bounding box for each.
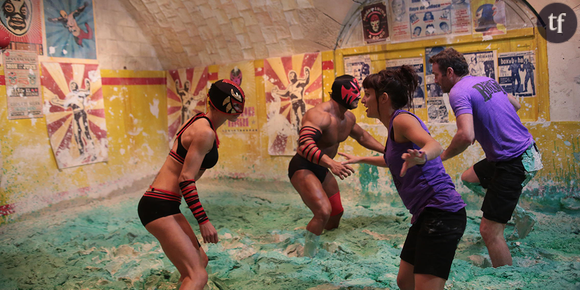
[400,207,466,280]
[474,154,527,224]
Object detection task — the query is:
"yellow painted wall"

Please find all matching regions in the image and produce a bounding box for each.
[0,69,167,223]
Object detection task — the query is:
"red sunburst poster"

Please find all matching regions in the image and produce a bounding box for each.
[41,62,107,169]
[166,67,208,145]
[264,53,322,156]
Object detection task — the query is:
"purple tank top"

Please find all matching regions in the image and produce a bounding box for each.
[384,110,465,223]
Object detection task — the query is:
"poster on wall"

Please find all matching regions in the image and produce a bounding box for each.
[424,46,452,123]
[167,67,209,143]
[264,53,323,156]
[4,50,42,119]
[0,0,44,54]
[44,0,96,59]
[471,0,507,37]
[389,0,471,42]
[451,0,471,34]
[498,51,536,98]
[464,50,497,79]
[386,57,425,109]
[218,61,257,133]
[41,62,107,169]
[361,2,389,43]
[344,55,371,84]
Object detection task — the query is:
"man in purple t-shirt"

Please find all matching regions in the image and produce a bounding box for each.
[429,48,542,268]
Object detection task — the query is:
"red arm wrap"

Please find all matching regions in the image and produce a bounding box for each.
[179,179,209,225]
[298,126,325,164]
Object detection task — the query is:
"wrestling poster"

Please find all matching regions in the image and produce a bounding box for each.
[425,46,452,123]
[264,52,322,156]
[388,0,471,42]
[361,3,389,43]
[41,62,107,169]
[218,61,257,133]
[471,0,507,38]
[464,50,497,79]
[498,51,536,98]
[4,50,42,119]
[0,0,43,54]
[43,0,96,59]
[386,57,426,109]
[344,55,371,84]
[166,67,208,143]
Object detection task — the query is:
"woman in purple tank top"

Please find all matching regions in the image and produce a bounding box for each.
[340,66,466,290]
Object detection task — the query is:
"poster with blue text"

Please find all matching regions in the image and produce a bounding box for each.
[44,0,96,59]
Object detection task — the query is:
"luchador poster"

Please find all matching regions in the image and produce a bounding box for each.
[451,0,471,34]
[0,0,43,54]
[389,0,411,40]
[498,51,536,98]
[166,67,208,143]
[4,50,42,119]
[264,53,323,156]
[218,61,257,133]
[386,57,426,109]
[41,63,107,169]
[361,3,389,43]
[464,50,497,79]
[471,0,507,38]
[344,55,371,84]
[44,0,96,59]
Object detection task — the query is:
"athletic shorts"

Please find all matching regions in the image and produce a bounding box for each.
[400,207,466,280]
[288,154,329,183]
[475,143,542,224]
[137,188,182,227]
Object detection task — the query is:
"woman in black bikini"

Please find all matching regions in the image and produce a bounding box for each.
[138,80,245,290]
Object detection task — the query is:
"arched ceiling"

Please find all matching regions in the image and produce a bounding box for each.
[117,0,575,71]
[120,0,357,70]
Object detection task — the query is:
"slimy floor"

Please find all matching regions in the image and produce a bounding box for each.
[1,179,579,289]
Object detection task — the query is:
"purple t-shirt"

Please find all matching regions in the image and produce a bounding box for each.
[449,76,532,161]
[384,110,465,224]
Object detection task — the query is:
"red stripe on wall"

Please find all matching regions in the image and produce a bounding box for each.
[255,66,264,76]
[208,72,218,81]
[0,203,15,216]
[101,77,166,86]
[0,75,5,85]
[322,60,334,70]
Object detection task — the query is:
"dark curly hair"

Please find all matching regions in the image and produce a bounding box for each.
[428,48,469,77]
[362,65,419,112]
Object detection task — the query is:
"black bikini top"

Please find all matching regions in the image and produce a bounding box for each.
[169,113,219,170]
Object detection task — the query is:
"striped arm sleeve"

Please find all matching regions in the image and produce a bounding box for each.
[298,126,325,165]
[179,179,209,225]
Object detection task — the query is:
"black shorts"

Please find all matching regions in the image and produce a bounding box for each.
[400,207,466,280]
[474,154,527,224]
[137,195,182,227]
[288,154,328,183]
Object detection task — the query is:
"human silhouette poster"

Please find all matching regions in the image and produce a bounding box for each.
[4,50,42,119]
[166,67,208,144]
[0,0,44,54]
[498,51,536,98]
[41,62,107,169]
[218,61,257,133]
[43,0,96,59]
[264,52,322,156]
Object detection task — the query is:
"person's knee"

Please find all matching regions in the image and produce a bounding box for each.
[479,219,504,242]
[396,275,414,290]
[313,203,332,221]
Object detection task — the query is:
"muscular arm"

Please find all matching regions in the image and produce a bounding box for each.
[298,109,354,179]
[297,67,310,88]
[349,122,385,153]
[73,2,88,17]
[440,113,475,161]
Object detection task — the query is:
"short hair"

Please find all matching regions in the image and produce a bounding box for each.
[428,48,469,77]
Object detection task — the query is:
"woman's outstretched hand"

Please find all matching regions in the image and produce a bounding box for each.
[400,149,426,177]
[338,152,362,165]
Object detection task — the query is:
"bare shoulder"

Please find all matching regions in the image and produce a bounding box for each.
[393,112,421,130]
[184,119,215,148]
[303,104,332,129]
[345,110,357,123]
